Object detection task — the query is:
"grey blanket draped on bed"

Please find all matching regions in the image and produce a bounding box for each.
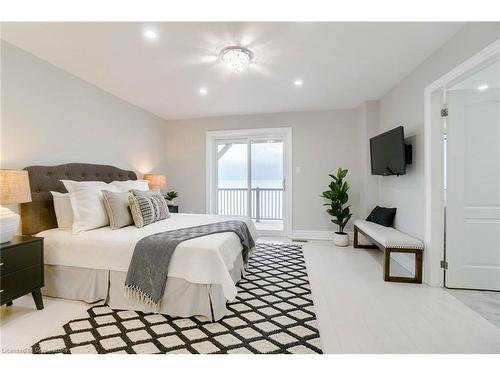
[124,220,255,311]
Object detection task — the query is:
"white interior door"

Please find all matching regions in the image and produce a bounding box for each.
[445,63,500,290]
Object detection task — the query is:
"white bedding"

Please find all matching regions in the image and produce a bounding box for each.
[38,213,257,301]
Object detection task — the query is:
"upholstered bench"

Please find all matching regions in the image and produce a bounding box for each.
[353,219,424,283]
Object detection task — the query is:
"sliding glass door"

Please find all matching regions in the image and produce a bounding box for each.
[208,129,290,235]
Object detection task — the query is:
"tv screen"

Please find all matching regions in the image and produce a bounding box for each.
[370,126,406,176]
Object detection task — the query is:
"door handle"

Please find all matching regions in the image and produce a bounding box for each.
[282,178,286,191]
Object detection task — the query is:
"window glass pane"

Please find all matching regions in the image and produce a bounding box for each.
[251,140,283,189]
[217,141,248,216]
[217,142,247,188]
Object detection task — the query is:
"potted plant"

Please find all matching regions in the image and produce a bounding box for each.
[321,168,352,247]
[164,191,179,205]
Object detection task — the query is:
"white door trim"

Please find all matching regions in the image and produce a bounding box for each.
[424,38,500,286]
[205,127,293,236]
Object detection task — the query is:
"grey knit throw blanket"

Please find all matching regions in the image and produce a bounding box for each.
[124,220,255,311]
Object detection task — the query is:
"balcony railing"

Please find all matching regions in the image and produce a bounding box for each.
[217,187,283,221]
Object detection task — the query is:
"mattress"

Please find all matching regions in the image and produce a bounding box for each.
[38,213,257,301]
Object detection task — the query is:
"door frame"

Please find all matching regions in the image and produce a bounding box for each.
[205,127,293,237]
[424,38,500,286]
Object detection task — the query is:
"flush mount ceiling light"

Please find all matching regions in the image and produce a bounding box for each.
[219,46,254,73]
[294,79,303,87]
[477,84,489,91]
[199,87,208,95]
[143,29,158,40]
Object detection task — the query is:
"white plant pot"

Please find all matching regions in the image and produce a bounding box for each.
[333,231,349,247]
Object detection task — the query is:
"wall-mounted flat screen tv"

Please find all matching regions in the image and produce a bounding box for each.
[370,126,407,176]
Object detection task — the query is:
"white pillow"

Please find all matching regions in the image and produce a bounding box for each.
[59,180,120,234]
[61,180,109,192]
[110,180,149,192]
[50,191,73,229]
[69,186,119,234]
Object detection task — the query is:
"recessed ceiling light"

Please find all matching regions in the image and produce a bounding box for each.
[477,84,489,91]
[144,29,158,40]
[294,79,303,87]
[199,88,208,95]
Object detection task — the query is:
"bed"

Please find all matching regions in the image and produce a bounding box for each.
[21,163,257,321]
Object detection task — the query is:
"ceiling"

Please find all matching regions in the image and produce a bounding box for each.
[1,22,464,120]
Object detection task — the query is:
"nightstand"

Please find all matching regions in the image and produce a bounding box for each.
[1,236,44,310]
[168,205,179,213]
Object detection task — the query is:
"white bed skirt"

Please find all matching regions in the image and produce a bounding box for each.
[42,254,244,321]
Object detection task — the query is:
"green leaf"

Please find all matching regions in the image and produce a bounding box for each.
[322,168,351,231]
[342,213,353,227]
[165,191,179,200]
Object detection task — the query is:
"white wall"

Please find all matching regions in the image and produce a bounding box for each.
[376,22,500,275]
[165,109,364,232]
[164,23,500,238]
[377,23,500,240]
[4,22,498,252]
[357,100,380,218]
[1,41,168,176]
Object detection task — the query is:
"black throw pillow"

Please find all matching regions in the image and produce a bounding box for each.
[366,206,397,227]
[366,206,380,222]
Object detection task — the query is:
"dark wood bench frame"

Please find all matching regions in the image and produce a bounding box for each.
[353,224,423,284]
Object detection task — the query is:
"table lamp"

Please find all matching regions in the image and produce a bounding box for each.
[144,174,167,191]
[0,170,32,243]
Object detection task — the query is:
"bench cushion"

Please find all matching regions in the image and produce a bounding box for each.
[354,220,424,250]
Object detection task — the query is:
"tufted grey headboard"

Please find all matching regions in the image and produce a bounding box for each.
[21,163,137,235]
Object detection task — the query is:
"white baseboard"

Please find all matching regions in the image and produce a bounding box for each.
[291,230,354,242]
[291,230,332,241]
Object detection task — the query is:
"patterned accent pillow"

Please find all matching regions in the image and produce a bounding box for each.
[128,195,155,228]
[131,189,170,221]
[128,190,170,228]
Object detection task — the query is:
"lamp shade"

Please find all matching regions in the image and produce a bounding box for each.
[144,174,167,190]
[0,169,32,204]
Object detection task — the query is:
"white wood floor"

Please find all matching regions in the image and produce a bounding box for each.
[300,240,500,353]
[1,238,499,353]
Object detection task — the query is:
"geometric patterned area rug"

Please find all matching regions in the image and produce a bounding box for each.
[32,243,322,354]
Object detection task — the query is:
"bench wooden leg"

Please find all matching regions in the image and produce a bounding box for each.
[384,248,391,281]
[384,248,423,284]
[415,251,423,284]
[353,226,360,248]
[353,225,378,249]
